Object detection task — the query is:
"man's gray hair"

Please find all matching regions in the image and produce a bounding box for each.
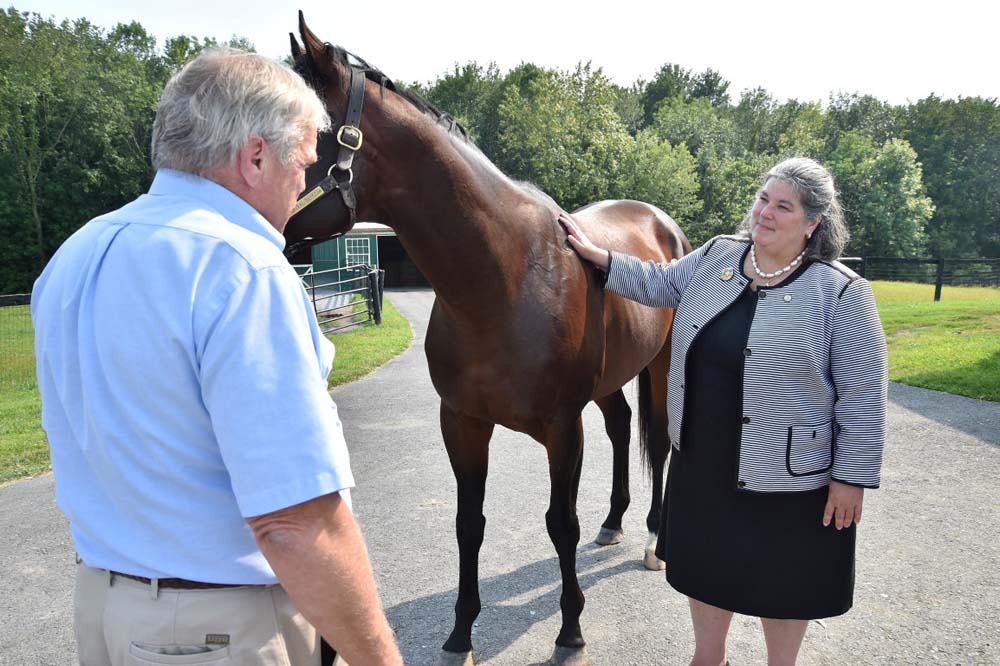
[151,48,331,173]
[737,157,849,261]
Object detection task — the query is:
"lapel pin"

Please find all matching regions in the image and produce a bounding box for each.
[721,267,734,281]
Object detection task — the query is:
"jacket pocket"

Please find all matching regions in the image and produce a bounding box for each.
[128,643,230,665]
[785,422,834,477]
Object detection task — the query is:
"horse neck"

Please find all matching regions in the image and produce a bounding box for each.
[366,111,559,318]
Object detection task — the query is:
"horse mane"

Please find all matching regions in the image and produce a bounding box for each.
[297,41,555,208]
[308,43,472,143]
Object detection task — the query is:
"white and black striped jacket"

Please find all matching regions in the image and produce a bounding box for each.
[606,235,887,493]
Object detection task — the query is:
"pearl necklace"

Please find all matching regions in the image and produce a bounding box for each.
[750,244,805,285]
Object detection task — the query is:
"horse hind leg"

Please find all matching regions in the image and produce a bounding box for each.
[639,346,671,572]
[439,403,494,663]
[593,389,632,547]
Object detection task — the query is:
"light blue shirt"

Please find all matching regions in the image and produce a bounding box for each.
[32,169,354,584]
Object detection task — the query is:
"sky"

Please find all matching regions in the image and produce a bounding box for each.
[10,0,999,105]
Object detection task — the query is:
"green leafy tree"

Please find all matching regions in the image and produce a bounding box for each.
[163,34,255,71]
[426,61,501,145]
[693,150,775,245]
[0,10,257,291]
[622,130,702,224]
[0,10,162,290]
[828,132,933,256]
[776,102,826,158]
[611,81,645,136]
[826,131,878,242]
[651,96,739,157]
[465,62,547,163]
[640,63,693,125]
[495,64,633,209]
[689,68,731,107]
[731,87,779,154]
[824,93,901,146]
[903,95,1000,256]
[857,139,934,256]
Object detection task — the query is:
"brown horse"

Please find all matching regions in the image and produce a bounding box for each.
[286,14,691,665]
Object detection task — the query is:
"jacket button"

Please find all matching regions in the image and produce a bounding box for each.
[680,383,685,389]
[744,347,752,357]
[737,480,747,488]
[759,291,767,299]
[742,416,751,424]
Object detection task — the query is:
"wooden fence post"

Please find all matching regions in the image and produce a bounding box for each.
[367,269,382,325]
[934,258,945,301]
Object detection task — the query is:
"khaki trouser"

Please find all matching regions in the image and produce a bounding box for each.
[74,562,343,666]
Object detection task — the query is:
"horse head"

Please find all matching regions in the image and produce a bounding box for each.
[283,12,388,255]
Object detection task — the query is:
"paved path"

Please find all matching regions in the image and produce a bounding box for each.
[2,288,998,665]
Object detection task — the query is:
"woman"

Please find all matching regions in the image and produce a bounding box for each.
[560,157,887,666]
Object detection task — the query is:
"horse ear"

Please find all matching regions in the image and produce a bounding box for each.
[289,33,302,60]
[298,10,326,62]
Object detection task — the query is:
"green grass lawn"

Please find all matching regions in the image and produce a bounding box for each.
[871,281,999,402]
[326,297,413,387]
[0,304,47,483]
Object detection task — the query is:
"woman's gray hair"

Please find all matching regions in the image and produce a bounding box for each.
[151,48,331,173]
[736,157,849,261]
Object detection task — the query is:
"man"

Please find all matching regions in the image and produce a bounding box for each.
[31,49,403,666]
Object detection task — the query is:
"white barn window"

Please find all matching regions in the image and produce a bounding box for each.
[346,238,370,267]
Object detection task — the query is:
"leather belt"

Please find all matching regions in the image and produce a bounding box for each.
[110,570,262,590]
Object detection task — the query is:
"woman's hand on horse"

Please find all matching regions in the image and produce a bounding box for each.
[559,212,610,270]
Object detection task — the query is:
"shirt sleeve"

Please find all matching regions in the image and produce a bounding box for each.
[604,238,712,308]
[198,264,355,517]
[830,278,888,488]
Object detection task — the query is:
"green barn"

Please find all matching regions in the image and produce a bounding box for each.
[292,222,428,287]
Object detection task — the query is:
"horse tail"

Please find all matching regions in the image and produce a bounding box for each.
[637,353,670,481]
[637,367,654,479]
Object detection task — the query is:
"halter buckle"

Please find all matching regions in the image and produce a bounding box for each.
[337,125,363,151]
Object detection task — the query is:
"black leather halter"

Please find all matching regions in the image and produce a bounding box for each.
[284,63,366,255]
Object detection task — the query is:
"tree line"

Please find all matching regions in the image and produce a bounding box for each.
[1,8,998,293]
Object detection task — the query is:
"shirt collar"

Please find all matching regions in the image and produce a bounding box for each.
[148,169,286,252]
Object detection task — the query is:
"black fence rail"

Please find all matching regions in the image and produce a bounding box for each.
[0,294,36,391]
[840,257,1000,300]
[297,264,385,334]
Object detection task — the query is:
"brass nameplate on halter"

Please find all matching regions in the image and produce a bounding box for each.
[291,185,326,218]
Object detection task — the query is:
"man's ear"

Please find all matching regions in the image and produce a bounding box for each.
[237,135,267,188]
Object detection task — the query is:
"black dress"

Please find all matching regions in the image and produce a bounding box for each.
[656,283,856,620]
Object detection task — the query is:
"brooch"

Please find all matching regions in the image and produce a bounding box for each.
[721,267,734,281]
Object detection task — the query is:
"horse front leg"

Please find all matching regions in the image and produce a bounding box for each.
[440,403,494,662]
[543,412,588,660]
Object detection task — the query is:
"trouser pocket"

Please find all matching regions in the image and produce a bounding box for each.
[128,643,230,665]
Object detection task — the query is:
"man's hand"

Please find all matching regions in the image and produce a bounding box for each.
[248,492,403,666]
[823,480,864,530]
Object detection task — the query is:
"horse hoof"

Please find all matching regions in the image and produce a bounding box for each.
[547,645,590,666]
[594,526,624,546]
[644,532,666,571]
[437,649,474,666]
